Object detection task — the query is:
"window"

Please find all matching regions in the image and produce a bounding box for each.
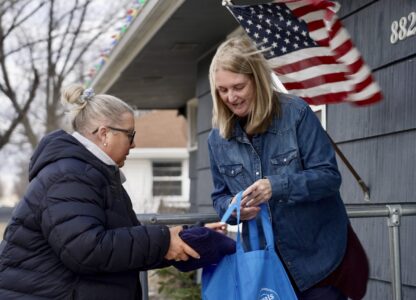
[152,162,182,196]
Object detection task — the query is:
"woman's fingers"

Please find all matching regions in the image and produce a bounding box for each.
[182,244,200,260]
[205,222,227,233]
[242,179,272,207]
[240,206,260,220]
[165,226,200,261]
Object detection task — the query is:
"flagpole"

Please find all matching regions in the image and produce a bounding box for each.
[327,133,370,201]
[221,0,233,6]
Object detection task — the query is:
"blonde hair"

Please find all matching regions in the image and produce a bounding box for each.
[61,83,133,134]
[209,36,280,138]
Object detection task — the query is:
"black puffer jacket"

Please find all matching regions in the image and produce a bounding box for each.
[0,130,171,299]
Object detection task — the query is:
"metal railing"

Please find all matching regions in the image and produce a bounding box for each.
[138,202,416,300]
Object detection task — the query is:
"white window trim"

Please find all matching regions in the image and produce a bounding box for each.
[310,104,327,129]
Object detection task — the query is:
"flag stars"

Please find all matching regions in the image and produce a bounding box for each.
[230,4,319,58]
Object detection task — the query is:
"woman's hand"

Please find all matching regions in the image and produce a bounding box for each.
[230,195,261,221]
[204,222,227,234]
[164,226,200,262]
[241,178,272,208]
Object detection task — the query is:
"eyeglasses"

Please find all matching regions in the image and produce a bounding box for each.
[92,126,136,145]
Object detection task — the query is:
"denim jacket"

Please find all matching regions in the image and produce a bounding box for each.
[208,94,348,291]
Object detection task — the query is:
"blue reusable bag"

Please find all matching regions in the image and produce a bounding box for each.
[202,192,297,300]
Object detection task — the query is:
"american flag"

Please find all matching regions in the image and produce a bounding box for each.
[226,0,382,105]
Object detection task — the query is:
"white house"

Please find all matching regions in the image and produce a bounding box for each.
[122,110,190,214]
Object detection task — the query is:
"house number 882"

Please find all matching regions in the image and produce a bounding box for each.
[390,12,416,44]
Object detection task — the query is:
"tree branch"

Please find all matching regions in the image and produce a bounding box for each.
[2,0,47,41]
[59,0,92,78]
[0,67,39,148]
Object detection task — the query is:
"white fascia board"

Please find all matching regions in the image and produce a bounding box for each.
[128,148,189,160]
[91,0,185,93]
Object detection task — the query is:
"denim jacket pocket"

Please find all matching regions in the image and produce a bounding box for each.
[219,164,243,177]
[270,150,300,174]
[219,164,247,192]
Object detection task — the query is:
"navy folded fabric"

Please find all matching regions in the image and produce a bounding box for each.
[172,227,236,272]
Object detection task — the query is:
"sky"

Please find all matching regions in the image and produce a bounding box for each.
[0,0,136,198]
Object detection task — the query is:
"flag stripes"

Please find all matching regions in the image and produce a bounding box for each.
[227,0,382,105]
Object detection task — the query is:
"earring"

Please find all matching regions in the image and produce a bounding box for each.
[103,143,108,147]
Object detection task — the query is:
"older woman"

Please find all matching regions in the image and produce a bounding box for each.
[207,36,369,300]
[0,84,202,299]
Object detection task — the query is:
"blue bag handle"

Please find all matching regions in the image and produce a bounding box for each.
[248,218,260,250]
[221,191,275,251]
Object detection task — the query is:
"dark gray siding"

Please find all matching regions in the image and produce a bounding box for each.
[334,0,416,298]
[194,52,220,213]
[188,150,198,212]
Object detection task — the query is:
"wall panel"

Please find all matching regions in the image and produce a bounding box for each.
[197,92,213,134]
[337,131,416,204]
[328,58,416,142]
[341,0,416,69]
[337,0,376,18]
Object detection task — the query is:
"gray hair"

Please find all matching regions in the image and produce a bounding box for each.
[61,83,133,134]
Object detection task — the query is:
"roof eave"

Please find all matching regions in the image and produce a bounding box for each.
[91,0,185,93]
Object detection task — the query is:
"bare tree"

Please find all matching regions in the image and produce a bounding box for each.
[0,0,132,196]
[0,0,130,149]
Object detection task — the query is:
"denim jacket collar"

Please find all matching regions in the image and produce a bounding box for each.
[230,117,279,143]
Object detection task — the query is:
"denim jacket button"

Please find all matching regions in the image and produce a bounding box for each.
[255,171,259,175]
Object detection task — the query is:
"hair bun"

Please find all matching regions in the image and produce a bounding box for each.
[80,87,95,102]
